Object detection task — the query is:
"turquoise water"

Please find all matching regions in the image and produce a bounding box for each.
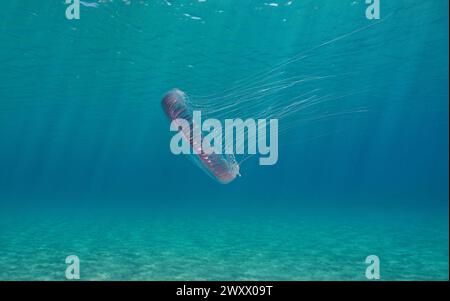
[0,1,448,280]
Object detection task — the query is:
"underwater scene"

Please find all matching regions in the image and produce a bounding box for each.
[0,0,448,280]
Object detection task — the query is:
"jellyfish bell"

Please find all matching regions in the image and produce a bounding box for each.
[162,88,241,184]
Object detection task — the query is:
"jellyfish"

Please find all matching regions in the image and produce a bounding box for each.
[161,19,387,184]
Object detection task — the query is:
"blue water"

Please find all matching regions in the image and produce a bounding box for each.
[0,1,448,280]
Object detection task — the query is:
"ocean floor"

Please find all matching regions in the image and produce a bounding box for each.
[0,208,448,281]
